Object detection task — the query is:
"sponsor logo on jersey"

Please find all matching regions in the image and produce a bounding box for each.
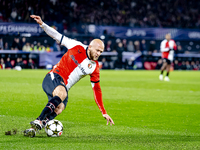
[70,55,87,75]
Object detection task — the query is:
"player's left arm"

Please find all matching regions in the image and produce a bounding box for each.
[91,81,114,126]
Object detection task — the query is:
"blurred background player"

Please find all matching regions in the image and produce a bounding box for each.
[159,33,177,81]
[24,15,114,137]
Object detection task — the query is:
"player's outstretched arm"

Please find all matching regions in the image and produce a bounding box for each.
[30,15,62,44]
[30,15,85,49]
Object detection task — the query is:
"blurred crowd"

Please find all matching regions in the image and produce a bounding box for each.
[155,59,200,71]
[0,37,62,52]
[0,36,188,55]
[0,0,200,29]
[0,35,199,70]
[0,57,36,69]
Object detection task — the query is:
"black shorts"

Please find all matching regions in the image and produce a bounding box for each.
[163,58,171,65]
[42,72,68,107]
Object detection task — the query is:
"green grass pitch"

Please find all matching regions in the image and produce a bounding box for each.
[0,69,200,150]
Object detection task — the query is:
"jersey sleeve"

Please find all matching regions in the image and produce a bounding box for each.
[40,23,62,44]
[40,23,87,49]
[61,36,87,49]
[90,62,106,114]
[91,81,107,115]
[90,61,100,83]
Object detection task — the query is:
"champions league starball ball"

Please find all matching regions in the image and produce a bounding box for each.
[45,120,63,137]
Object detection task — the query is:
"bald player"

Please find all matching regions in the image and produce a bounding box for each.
[24,15,114,137]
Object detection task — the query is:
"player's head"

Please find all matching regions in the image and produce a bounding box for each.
[165,33,171,41]
[88,39,104,61]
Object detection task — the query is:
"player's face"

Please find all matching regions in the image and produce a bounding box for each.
[89,44,104,61]
[165,34,171,41]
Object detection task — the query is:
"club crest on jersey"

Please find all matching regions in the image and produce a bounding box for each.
[88,63,92,69]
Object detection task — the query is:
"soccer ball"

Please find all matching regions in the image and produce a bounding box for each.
[45,119,63,137]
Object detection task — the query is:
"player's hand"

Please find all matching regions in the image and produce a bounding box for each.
[30,15,43,25]
[103,114,114,126]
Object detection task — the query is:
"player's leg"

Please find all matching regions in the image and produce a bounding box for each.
[159,59,167,80]
[164,59,171,81]
[45,103,64,120]
[42,94,68,128]
[31,73,67,130]
[164,64,171,81]
[52,89,68,116]
[45,94,68,121]
[31,85,67,129]
[25,92,65,137]
[24,73,67,137]
[25,99,66,137]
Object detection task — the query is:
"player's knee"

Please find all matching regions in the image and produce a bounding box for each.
[58,91,67,101]
[53,85,67,101]
[62,91,67,100]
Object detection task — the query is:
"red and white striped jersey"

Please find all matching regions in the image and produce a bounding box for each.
[160,39,177,61]
[51,44,99,91]
[40,23,107,114]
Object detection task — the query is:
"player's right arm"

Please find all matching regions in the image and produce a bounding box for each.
[160,40,170,52]
[30,15,86,49]
[91,81,114,126]
[90,63,114,126]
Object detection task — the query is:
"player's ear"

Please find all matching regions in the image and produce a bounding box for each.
[88,45,92,51]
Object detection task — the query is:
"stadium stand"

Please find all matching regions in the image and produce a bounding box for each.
[1,0,200,29]
[0,0,200,70]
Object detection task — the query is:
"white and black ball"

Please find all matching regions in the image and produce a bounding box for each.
[45,119,63,137]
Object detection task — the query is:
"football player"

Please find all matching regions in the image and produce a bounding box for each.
[159,33,177,81]
[24,15,114,137]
